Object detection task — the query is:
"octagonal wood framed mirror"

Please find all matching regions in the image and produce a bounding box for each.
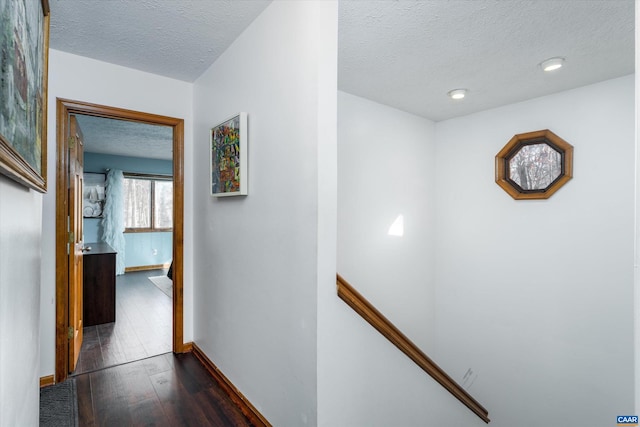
[495,129,573,200]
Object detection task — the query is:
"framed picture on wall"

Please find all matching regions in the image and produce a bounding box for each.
[0,0,50,193]
[210,112,248,197]
[83,173,106,218]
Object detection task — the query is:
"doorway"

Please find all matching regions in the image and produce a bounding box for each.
[54,98,186,383]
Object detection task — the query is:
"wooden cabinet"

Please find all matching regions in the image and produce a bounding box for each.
[83,242,117,326]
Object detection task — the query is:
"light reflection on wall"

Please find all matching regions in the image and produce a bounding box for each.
[388,214,404,237]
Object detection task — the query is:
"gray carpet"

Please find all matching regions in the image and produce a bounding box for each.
[40,379,78,427]
[149,275,173,298]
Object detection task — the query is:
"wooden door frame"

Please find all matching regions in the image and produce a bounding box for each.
[55,98,186,383]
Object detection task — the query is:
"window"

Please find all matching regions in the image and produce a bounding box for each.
[124,173,173,232]
[495,129,573,200]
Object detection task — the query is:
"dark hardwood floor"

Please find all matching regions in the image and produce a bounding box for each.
[72,270,253,425]
[74,269,173,375]
[76,352,254,426]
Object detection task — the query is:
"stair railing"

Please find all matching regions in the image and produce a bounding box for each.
[337,274,490,423]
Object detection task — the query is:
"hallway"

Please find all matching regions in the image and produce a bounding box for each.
[52,270,256,426]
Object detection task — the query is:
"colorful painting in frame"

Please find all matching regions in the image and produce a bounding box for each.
[0,0,50,193]
[210,112,247,197]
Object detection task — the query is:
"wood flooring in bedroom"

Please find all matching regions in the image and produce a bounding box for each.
[73,269,173,376]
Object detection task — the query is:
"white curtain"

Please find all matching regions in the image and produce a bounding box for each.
[101,169,126,275]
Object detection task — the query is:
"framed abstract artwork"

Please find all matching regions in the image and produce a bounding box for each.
[210,112,247,197]
[0,0,50,193]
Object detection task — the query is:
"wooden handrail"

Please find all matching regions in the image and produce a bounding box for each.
[337,274,490,423]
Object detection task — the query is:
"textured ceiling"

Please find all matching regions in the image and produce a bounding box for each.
[338,0,634,122]
[49,0,634,157]
[75,115,173,161]
[49,0,271,82]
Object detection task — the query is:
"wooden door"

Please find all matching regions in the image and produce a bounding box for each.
[55,99,186,383]
[68,115,84,372]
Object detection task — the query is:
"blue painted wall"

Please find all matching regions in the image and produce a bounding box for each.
[83,152,173,268]
[84,152,173,175]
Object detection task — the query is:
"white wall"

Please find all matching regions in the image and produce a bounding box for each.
[319,92,487,427]
[317,295,489,427]
[40,49,194,377]
[333,76,634,426]
[337,91,437,351]
[434,75,635,426]
[0,177,42,426]
[192,2,338,425]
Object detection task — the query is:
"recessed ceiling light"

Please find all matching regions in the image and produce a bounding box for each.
[448,89,467,100]
[540,57,565,72]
